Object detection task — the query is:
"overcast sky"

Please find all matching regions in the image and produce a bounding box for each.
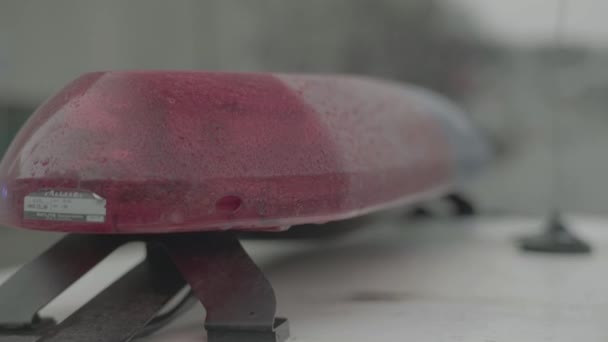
[455,0,608,46]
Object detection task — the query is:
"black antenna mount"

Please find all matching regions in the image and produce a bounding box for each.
[518,0,592,255]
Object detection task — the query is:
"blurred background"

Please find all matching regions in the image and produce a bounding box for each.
[0,0,606,261]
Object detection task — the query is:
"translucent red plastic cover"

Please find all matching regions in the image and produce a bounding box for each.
[0,72,489,233]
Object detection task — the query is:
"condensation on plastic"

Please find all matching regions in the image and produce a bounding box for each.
[0,72,490,233]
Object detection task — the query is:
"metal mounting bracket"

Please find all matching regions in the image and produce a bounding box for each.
[0,232,289,342]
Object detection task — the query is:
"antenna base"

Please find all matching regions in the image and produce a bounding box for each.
[519,213,592,254]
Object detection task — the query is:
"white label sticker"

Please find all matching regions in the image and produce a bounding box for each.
[24,189,107,223]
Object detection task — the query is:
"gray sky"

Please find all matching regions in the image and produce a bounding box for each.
[456,0,608,46]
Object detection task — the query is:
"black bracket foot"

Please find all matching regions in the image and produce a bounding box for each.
[407,192,476,220]
[0,233,289,342]
[207,317,290,342]
[444,193,476,217]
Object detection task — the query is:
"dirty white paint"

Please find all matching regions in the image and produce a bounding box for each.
[2,215,606,341]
